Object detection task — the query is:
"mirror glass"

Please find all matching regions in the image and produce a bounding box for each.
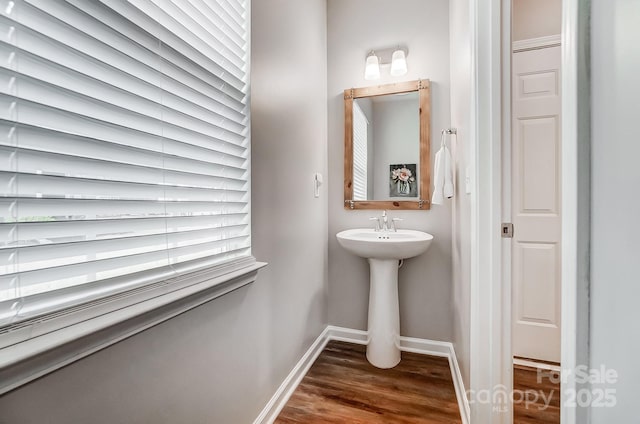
[352,92,420,201]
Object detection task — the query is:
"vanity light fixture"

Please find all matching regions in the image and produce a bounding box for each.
[363,46,409,80]
[364,51,381,80]
[390,48,408,76]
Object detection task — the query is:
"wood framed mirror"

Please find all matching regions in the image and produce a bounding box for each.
[344,79,431,210]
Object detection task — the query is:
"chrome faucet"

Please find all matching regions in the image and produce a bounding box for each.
[370,211,402,232]
[381,210,389,231]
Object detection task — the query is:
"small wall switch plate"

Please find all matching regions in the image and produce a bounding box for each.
[465,166,472,194]
[314,173,323,198]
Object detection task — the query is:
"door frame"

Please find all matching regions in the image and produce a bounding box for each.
[468,0,591,423]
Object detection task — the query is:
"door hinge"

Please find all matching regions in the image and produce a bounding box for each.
[501,223,514,238]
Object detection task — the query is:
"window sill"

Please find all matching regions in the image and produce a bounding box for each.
[0,257,267,395]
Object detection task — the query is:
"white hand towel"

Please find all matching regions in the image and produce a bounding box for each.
[431,144,454,205]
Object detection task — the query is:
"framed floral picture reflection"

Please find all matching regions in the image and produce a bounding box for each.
[389,164,418,197]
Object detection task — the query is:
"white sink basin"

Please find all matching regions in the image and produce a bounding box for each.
[336,229,433,260]
[335,227,435,369]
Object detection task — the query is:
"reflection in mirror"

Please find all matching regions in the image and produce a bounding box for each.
[352,92,420,201]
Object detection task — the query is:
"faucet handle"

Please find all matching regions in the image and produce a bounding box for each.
[369,217,381,232]
[391,217,403,232]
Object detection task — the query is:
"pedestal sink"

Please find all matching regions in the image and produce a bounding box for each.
[336,228,434,368]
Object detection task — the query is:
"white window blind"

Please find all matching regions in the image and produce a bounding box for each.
[0,0,251,328]
[352,101,368,201]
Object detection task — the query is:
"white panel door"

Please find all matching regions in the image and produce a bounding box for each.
[512,46,562,363]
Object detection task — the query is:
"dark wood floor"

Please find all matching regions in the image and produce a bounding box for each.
[275,341,462,424]
[513,365,560,424]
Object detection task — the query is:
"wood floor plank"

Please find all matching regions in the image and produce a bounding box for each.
[275,341,561,423]
[275,341,462,424]
[513,366,560,424]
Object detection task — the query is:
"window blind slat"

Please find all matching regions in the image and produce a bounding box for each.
[0,146,248,191]
[0,9,246,116]
[0,215,249,250]
[0,173,249,205]
[23,0,247,93]
[194,0,246,40]
[0,15,247,119]
[352,102,368,201]
[0,236,250,293]
[0,0,250,327]
[0,247,251,322]
[98,0,246,90]
[0,14,245,124]
[182,0,246,50]
[0,95,248,164]
[3,75,246,149]
[127,0,246,74]
[0,197,248,225]
[216,0,246,29]
[3,46,247,133]
[2,228,250,276]
[0,118,248,172]
[149,0,246,66]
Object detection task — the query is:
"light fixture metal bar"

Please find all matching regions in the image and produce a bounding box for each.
[364,46,409,65]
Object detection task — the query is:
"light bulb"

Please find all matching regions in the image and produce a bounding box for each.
[364,53,380,80]
[390,49,408,76]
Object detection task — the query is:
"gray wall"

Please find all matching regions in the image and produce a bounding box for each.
[590,0,640,420]
[327,0,453,341]
[449,0,472,388]
[512,0,562,41]
[372,97,420,200]
[0,1,329,422]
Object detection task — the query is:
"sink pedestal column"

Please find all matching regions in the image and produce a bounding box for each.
[366,258,401,368]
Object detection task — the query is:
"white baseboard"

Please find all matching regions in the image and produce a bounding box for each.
[252,327,331,424]
[253,325,470,424]
[325,325,368,344]
[513,357,562,373]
